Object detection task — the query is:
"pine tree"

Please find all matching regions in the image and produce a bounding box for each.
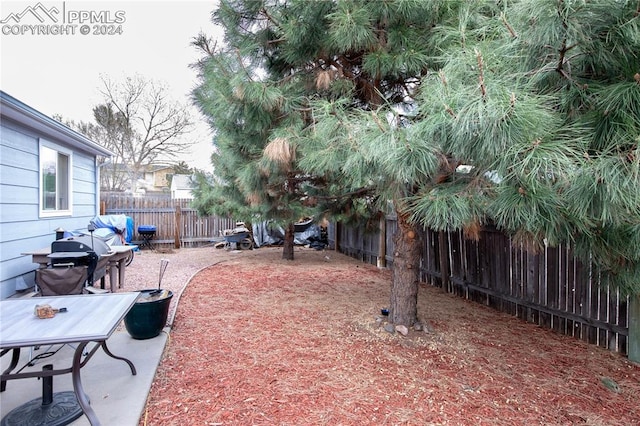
[193,0,451,324]
[515,0,640,293]
[409,0,640,294]
[296,1,505,326]
[191,1,334,260]
[193,0,497,326]
[192,0,640,331]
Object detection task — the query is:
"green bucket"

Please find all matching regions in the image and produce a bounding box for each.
[124,289,173,339]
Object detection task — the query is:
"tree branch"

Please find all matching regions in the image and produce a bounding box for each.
[312,186,375,201]
[235,48,254,82]
[501,12,517,38]
[475,48,487,101]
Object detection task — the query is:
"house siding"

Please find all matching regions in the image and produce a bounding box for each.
[0,93,111,299]
[171,189,194,199]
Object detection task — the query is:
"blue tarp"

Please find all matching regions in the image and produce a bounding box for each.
[90,215,129,242]
[126,216,134,243]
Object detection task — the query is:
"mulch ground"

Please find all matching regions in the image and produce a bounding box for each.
[141,247,640,425]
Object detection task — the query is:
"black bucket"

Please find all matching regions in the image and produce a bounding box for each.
[124,289,173,339]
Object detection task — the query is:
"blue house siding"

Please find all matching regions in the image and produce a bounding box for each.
[0,91,112,299]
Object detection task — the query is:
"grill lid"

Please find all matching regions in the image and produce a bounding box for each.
[51,235,111,256]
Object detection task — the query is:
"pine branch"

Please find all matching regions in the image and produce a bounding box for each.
[266,37,286,45]
[554,1,578,84]
[371,111,386,132]
[475,48,487,101]
[235,49,254,82]
[439,70,448,88]
[312,186,375,201]
[500,12,517,38]
[260,6,281,28]
[444,104,456,119]
[192,33,217,58]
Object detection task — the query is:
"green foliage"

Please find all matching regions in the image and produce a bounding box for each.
[277,1,334,66]
[565,154,640,226]
[590,82,640,151]
[193,0,640,293]
[399,0,640,293]
[408,184,486,231]
[372,124,440,189]
[327,2,377,52]
[488,178,571,246]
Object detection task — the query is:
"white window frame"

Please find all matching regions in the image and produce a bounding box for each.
[39,139,73,218]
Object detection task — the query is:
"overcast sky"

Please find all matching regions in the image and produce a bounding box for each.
[1,1,221,170]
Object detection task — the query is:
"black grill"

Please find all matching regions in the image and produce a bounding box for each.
[50,235,110,287]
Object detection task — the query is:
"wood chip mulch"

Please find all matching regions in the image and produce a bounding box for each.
[140,247,640,425]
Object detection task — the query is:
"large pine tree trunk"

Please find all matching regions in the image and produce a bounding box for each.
[389,210,421,327]
[282,222,295,260]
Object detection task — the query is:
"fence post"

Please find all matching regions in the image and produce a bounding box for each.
[377,216,386,268]
[438,231,450,290]
[629,295,640,363]
[174,203,181,249]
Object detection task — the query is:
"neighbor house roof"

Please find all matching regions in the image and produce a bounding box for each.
[0,90,113,157]
[171,174,195,190]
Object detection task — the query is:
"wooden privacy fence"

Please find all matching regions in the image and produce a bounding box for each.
[330,218,635,357]
[100,193,236,248]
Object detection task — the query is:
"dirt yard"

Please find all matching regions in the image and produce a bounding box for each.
[138,246,640,425]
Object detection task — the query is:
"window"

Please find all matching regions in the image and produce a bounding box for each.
[39,141,72,217]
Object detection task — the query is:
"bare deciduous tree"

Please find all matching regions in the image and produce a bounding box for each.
[98,74,193,192]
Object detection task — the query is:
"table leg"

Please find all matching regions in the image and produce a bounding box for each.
[108,260,117,292]
[1,348,20,392]
[72,341,100,426]
[100,341,137,375]
[118,259,126,288]
[1,364,84,425]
